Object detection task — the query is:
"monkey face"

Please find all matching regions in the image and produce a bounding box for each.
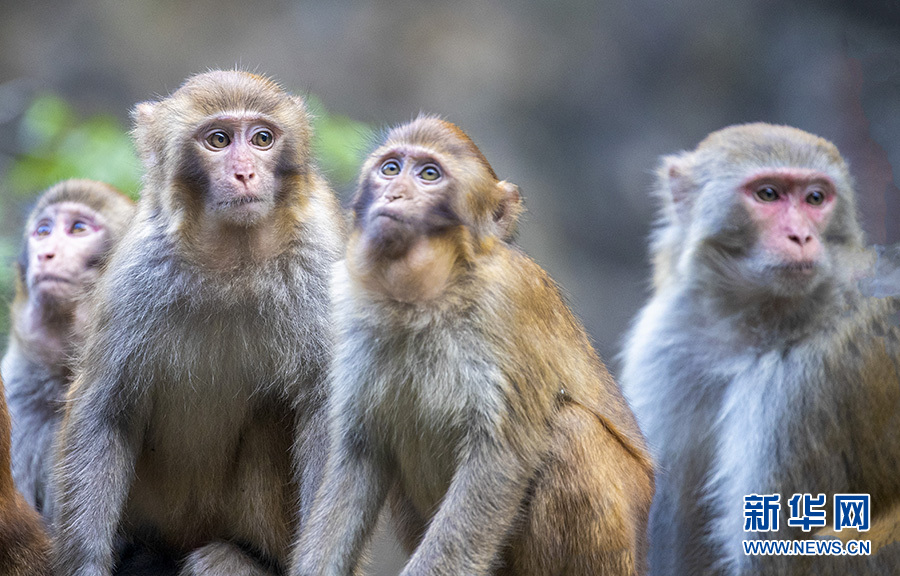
[663,123,862,300]
[191,116,283,226]
[735,168,839,295]
[26,201,109,308]
[346,117,523,303]
[356,146,461,258]
[348,146,464,302]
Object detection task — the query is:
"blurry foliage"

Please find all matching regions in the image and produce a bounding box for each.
[307,95,376,193]
[0,91,373,348]
[7,95,143,198]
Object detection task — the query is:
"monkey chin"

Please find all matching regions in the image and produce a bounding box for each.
[29,276,82,308]
[209,194,275,227]
[764,260,826,297]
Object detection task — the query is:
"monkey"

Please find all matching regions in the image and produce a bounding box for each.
[619,123,900,575]
[0,373,50,575]
[1,179,135,522]
[50,70,344,576]
[294,116,654,576]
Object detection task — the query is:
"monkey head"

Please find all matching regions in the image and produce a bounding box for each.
[17,179,134,318]
[653,123,863,299]
[347,116,522,302]
[132,70,313,230]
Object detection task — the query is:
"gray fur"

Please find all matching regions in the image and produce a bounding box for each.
[50,172,342,576]
[621,124,900,575]
[1,342,66,520]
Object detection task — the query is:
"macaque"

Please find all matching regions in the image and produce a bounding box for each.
[620,123,900,575]
[295,116,653,576]
[2,179,135,521]
[0,375,50,575]
[51,71,344,576]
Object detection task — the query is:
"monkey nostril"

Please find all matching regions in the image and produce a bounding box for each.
[787,234,809,246]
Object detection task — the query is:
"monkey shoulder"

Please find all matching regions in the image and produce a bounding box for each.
[621,290,723,397]
[476,246,646,433]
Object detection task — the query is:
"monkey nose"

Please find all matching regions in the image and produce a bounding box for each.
[384,185,407,201]
[787,233,813,246]
[37,246,58,261]
[235,171,256,183]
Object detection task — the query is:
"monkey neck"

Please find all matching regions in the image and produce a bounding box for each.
[348,233,461,304]
[696,281,842,344]
[13,298,78,371]
[185,214,291,272]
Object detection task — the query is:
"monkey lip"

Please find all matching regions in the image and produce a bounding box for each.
[219,195,263,208]
[32,274,73,285]
[371,208,408,224]
[773,261,817,275]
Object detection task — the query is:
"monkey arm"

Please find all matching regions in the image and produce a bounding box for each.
[1,348,45,510]
[292,419,391,576]
[401,422,543,576]
[290,390,329,529]
[51,376,145,576]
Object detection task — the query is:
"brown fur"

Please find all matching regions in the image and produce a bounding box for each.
[296,116,653,576]
[0,375,50,575]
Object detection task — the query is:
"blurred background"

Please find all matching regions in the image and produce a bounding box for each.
[1,0,899,572]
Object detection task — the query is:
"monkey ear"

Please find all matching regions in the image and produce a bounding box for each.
[660,155,696,223]
[133,101,156,123]
[493,180,523,240]
[131,101,160,168]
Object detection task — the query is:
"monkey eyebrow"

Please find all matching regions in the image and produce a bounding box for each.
[194,115,279,135]
[740,169,836,189]
[380,145,440,162]
[66,211,101,224]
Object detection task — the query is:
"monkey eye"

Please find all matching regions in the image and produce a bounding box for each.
[70,221,89,234]
[205,131,231,149]
[755,186,779,202]
[34,221,52,237]
[806,190,826,206]
[380,160,401,176]
[250,130,274,149]
[418,164,442,182]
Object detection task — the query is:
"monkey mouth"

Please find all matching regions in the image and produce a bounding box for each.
[219,195,263,208]
[32,274,73,285]
[779,261,816,274]
[371,208,409,225]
